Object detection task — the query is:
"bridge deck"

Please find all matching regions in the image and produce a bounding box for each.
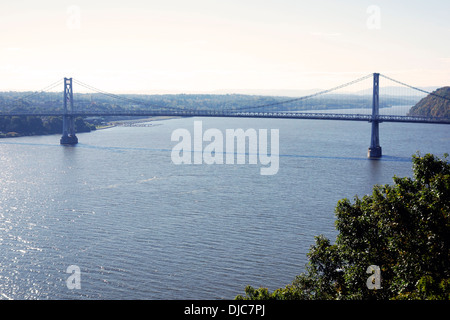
[0,111,449,124]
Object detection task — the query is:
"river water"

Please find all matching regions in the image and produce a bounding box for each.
[0,111,448,299]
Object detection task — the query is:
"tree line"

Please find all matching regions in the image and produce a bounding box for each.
[0,116,95,138]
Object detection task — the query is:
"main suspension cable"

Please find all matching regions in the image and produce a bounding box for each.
[222,73,373,112]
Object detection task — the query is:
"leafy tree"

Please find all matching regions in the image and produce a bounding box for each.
[74,117,95,132]
[26,116,45,134]
[10,116,25,132]
[43,116,63,134]
[0,115,95,137]
[236,153,450,300]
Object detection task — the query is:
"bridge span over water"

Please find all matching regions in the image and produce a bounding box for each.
[1,73,449,158]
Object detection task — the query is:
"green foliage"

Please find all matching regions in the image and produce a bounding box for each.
[236,153,450,300]
[408,87,450,118]
[0,116,95,137]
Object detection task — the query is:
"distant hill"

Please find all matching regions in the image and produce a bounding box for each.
[408,87,450,118]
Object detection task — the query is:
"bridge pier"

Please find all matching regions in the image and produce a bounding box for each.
[368,120,382,158]
[368,73,381,158]
[60,115,78,145]
[60,78,78,145]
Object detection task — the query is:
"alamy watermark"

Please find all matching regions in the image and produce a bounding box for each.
[66,5,81,30]
[366,5,381,30]
[366,265,382,290]
[171,121,279,175]
[66,265,81,290]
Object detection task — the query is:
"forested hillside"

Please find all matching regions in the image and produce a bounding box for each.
[408,87,450,118]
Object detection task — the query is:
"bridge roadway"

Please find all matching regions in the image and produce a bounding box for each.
[1,110,449,124]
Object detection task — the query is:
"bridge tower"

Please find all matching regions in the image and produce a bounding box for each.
[368,73,381,158]
[60,78,78,145]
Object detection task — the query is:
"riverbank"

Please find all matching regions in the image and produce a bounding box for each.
[107,116,181,127]
[0,116,181,138]
[97,116,181,129]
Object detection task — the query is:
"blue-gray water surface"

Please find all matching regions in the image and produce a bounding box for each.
[0,114,448,299]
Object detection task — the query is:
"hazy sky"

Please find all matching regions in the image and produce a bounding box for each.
[1,0,449,93]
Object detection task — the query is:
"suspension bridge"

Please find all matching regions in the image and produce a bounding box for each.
[1,73,449,158]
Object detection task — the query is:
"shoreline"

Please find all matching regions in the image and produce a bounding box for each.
[107,116,180,128]
[0,116,181,139]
